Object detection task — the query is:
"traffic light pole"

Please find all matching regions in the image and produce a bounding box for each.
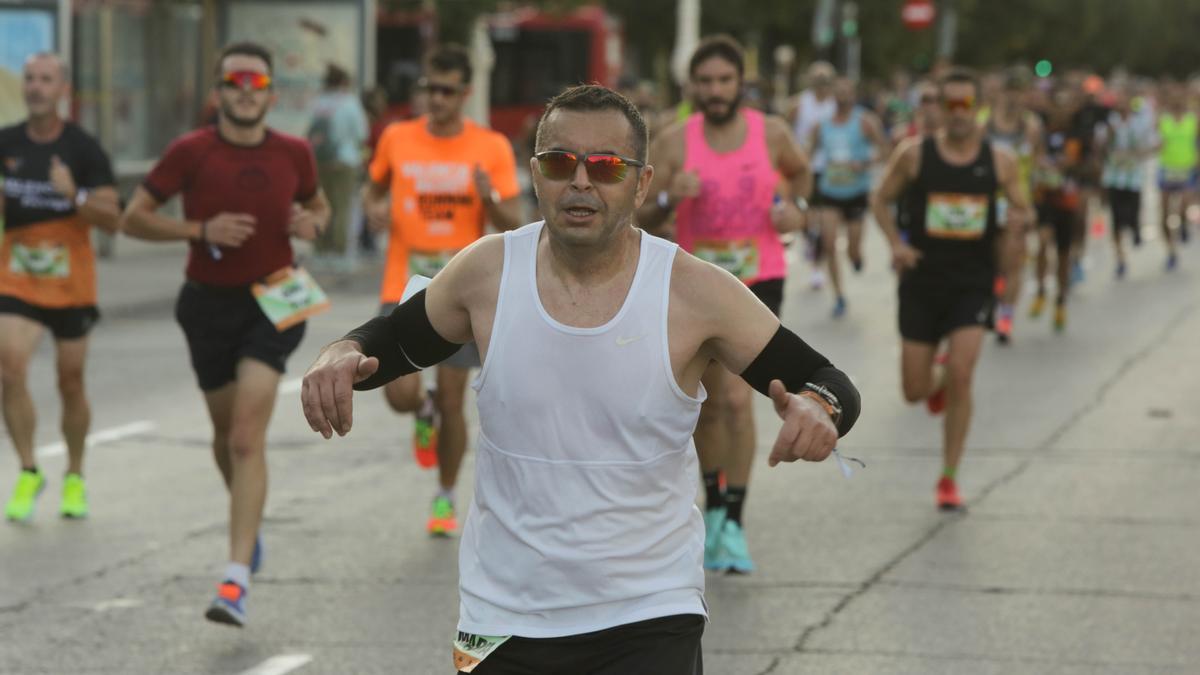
[841,1,860,81]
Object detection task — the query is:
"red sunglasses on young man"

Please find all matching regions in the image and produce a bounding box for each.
[221,71,272,91]
[535,150,645,184]
[942,95,976,112]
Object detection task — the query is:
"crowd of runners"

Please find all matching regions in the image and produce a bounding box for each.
[1,31,1196,675]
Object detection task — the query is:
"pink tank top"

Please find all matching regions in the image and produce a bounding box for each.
[675,108,786,285]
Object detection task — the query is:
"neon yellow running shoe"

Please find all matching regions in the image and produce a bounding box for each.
[5,470,45,522]
[60,473,88,519]
[426,495,457,536]
[1028,294,1046,318]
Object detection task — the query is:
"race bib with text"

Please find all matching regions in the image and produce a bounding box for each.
[251,266,331,331]
[693,238,760,281]
[9,242,69,279]
[925,193,988,240]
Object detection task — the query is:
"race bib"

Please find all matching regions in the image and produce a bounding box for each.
[926,193,988,240]
[251,266,331,331]
[408,249,459,279]
[1035,166,1064,189]
[453,632,511,673]
[824,163,860,187]
[1162,167,1194,184]
[693,238,760,281]
[9,242,69,279]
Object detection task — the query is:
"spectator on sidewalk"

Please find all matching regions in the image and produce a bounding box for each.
[307,64,368,266]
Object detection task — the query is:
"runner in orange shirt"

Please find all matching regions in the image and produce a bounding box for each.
[363,44,522,535]
[1,53,120,522]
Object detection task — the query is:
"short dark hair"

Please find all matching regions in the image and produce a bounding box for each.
[323,63,351,89]
[689,35,744,79]
[939,67,980,98]
[535,85,649,163]
[426,44,472,84]
[217,41,273,76]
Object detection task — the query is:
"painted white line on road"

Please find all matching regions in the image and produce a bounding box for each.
[91,598,143,612]
[279,377,304,395]
[38,420,157,459]
[240,654,313,675]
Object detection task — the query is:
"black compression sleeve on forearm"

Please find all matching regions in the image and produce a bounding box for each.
[739,325,861,436]
[345,289,465,391]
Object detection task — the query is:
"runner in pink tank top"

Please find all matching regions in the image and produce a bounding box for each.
[638,36,813,577]
[675,108,786,286]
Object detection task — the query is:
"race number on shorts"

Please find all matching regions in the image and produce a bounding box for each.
[453,632,511,673]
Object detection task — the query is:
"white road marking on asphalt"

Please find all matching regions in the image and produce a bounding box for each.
[91,598,143,612]
[279,377,304,395]
[240,654,313,675]
[38,420,157,459]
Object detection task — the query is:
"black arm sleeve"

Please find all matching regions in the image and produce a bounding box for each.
[739,325,861,437]
[345,289,466,391]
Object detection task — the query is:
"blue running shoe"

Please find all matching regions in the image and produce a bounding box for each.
[205,580,247,627]
[250,535,263,575]
[703,507,727,571]
[716,520,756,574]
[1167,253,1179,271]
[832,296,847,319]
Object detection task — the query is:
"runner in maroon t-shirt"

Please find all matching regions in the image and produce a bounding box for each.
[120,42,330,628]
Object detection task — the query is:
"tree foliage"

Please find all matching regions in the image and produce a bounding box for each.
[399,0,1200,80]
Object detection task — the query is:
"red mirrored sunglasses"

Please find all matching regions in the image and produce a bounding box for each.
[535,150,644,184]
[942,95,976,112]
[221,70,272,91]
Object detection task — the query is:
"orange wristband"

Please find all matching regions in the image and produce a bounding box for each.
[797,390,836,419]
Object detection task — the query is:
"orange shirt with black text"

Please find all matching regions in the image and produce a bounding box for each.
[369,117,519,303]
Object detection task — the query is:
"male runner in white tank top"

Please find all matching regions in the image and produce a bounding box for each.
[301,85,860,674]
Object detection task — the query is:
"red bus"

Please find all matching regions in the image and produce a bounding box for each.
[375,5,621,140]
[486,6,623,139]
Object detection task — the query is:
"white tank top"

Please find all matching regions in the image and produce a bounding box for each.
[459,221,707,638]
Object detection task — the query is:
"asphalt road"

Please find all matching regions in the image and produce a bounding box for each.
[1,222,1197,675]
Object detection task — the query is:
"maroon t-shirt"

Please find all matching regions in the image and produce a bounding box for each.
[143,126,318,287]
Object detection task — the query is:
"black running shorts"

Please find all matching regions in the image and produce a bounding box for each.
[463,614,704,675]
[1037,204,1075,253]
[175,281,305,391]
[749,278,784,317]
[814,191,869,222]
[898,282,994,345]
[1107,188,1141,236]
[0,294,99,340]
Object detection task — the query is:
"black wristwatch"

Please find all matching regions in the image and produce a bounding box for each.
[801,383,843,426]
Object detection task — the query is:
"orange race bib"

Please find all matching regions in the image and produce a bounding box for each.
[9,241,69,279]
[925,193,988,240]
[0,217,95,307]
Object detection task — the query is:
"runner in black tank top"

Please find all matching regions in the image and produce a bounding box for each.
[903,136,999,292]
[870,69,1031,512]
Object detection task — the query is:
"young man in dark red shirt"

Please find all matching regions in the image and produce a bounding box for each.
[121,42,330,627]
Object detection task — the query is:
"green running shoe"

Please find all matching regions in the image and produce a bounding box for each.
[6,470,45,522]
[427,495,457,536]
[60,473,88,519]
